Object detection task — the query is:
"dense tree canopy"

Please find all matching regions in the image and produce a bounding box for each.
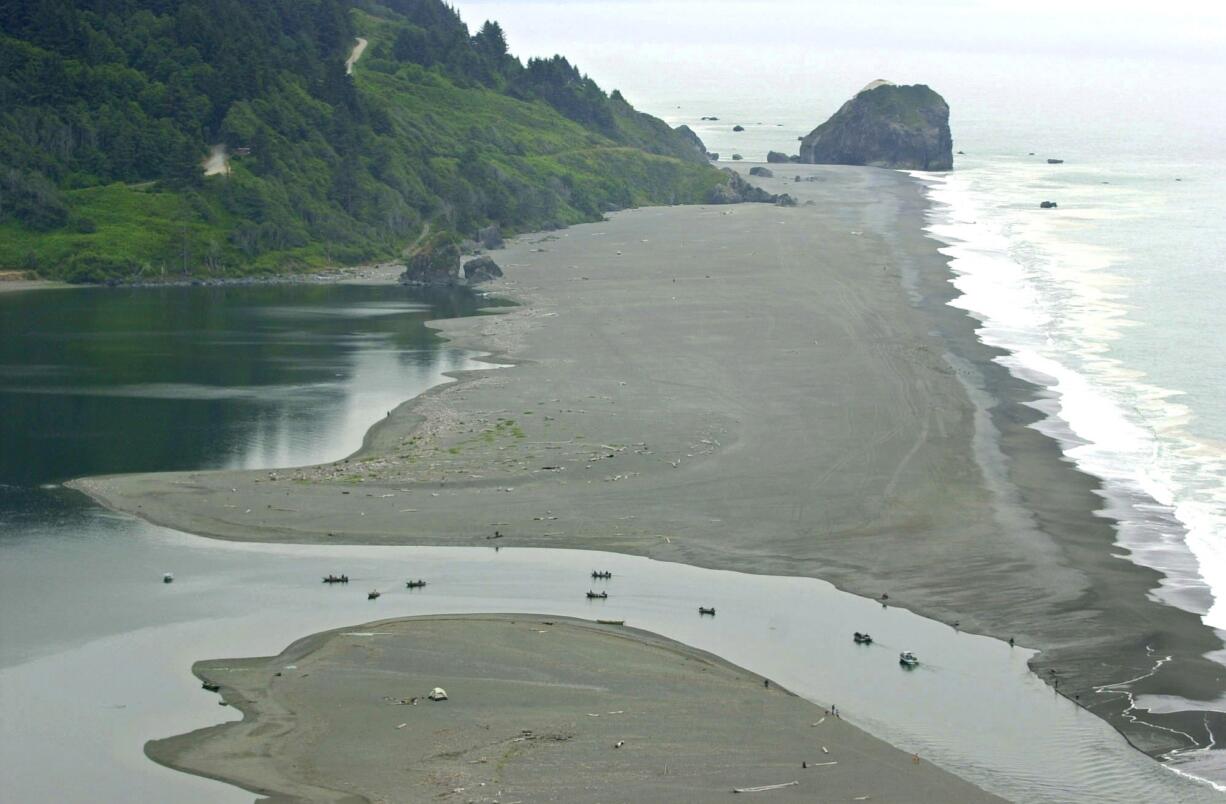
[0,0,714,281]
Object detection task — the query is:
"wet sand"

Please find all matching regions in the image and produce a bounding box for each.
[149,615,1002,803]
[74,164,1226,761]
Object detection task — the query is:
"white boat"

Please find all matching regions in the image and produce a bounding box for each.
[162,572,174,584]
[899,650,919,667]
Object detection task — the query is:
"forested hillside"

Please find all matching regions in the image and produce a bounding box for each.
[0,0,718,281]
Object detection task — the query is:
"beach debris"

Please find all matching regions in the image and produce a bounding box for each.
[614,740,625,748]
[822,746,829,754]
[163,572,174,584]
[396,723,407,729]
[805,761,836,768]
[732,781,798,793]
[428,687,448,701]
[811,718,826,726]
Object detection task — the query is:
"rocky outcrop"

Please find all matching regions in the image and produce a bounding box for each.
[799,81,953,171]
[732,125,745,132]
[748,166,774,178]
[463,255,503,283]
[477,224,503,250]
[1040,201,1058,209]
[766,151,791,163]
[704,169,778,205]
[673,125,708,159]
[399,231,461,286]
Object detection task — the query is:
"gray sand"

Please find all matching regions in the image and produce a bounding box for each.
[149,615,1002,803]
[74,164,1226,758]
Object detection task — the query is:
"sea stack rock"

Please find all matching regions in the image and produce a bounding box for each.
[799,80,953,171]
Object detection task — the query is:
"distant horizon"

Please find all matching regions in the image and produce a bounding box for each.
[454,0,1226,152]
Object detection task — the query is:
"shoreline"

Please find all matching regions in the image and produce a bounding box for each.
[146,614,1004,803]
[0,262,406,295]
[70,165,1226,771]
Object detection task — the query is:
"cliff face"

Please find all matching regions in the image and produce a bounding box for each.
[799,82,953,171]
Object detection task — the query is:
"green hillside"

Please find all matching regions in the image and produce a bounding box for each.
[0,0,719,282]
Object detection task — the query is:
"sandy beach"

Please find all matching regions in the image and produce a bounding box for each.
[149,614,1002,803]
[73,164,1226,760]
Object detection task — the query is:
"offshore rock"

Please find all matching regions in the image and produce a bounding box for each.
[748,166,774,178]
[800,81,953,171]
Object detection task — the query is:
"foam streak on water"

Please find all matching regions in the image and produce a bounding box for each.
[911,168,1226,632]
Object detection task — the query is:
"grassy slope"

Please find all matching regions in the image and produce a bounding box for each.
[0,11,720,281]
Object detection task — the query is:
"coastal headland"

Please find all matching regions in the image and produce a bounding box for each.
[148,615,1002,803]
[74,164,1226,762]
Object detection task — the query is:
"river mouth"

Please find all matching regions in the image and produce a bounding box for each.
[0,274,1219,802]
[0,497,1216,803]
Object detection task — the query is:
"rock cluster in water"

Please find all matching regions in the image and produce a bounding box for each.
[799,80,953,171]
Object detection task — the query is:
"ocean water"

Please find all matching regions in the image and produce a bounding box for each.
[678,53,1226,648]
[459,9,1226,641]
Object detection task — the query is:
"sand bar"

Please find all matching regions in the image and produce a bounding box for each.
[149,615,1003,803]
[73,164,1226,760]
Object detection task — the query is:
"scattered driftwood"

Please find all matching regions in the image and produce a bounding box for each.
[733,781,799,793]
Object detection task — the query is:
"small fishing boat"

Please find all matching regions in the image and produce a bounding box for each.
[853,632,873,644]
[368,590,381,600]
[698,606,716,616]
[586,590,608,600]
[323,574,349,584]
[591,571,613,580]
[162,572,174,584]
[201,681,221,692]
[405,579,427,589]
[899,650,919,667]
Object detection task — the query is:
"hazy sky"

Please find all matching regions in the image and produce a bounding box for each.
[451,0,1226,143]
[453,1,1226,62]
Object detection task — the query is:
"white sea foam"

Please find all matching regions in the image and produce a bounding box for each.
[911,169,1226,628]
